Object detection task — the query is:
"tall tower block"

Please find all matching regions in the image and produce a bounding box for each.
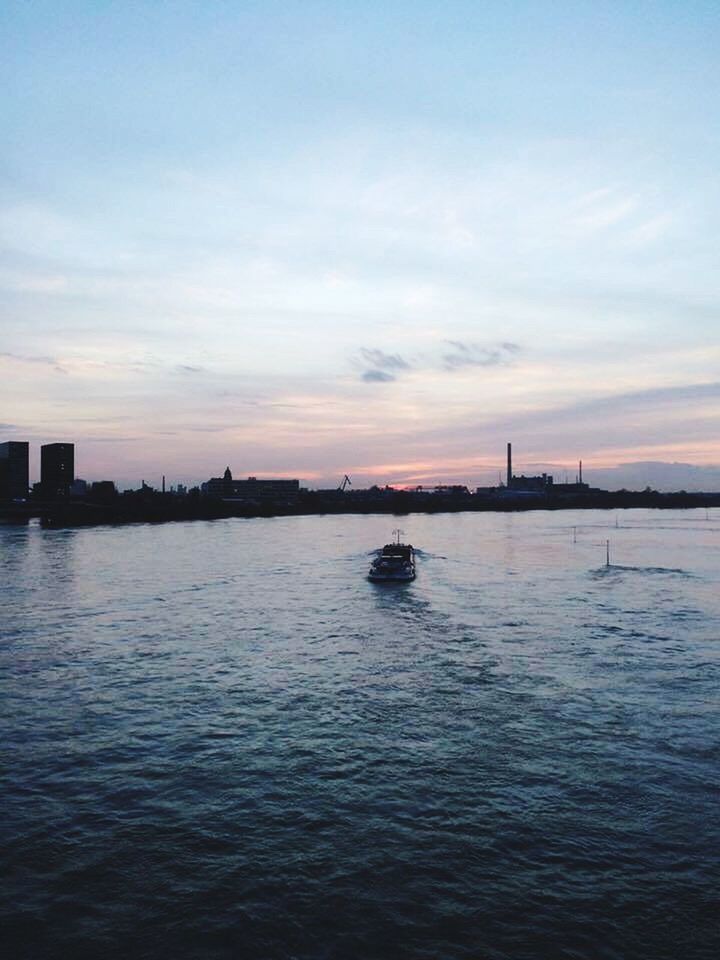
[0,441,29,500]
[41,443,74,498]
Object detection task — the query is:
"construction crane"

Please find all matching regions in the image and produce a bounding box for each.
[338,474,352,492]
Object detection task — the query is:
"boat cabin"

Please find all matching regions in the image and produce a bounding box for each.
[381,543,413,560]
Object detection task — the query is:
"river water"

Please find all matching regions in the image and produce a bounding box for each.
[1,509,719,959]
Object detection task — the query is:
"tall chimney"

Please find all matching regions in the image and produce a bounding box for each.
[579,460,583,484]
[507,442,512,488]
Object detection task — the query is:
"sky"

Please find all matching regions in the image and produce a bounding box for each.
[2,0,719,490]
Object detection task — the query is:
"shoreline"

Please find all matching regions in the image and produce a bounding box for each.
[2,489,720,529]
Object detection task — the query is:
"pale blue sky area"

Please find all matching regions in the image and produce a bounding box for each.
[2,1,719,488]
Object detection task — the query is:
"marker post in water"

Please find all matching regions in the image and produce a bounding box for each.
[606,540,611,567]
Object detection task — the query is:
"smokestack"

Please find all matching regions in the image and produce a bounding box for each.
[162,475,166,493]
[579,460,583,484]
[506,442,512,488]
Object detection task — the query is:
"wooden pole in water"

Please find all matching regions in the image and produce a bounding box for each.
[606,540,610,567]
[573,526,577,543]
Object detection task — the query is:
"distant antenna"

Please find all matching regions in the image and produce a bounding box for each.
[392,528,404,544]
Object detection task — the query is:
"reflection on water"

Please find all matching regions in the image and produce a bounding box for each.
[1,509,719,960]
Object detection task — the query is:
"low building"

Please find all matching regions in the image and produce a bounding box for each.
[90,481,117,503]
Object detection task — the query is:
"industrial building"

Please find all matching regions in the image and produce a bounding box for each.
[478,443,590,498]
[504,442,553,491]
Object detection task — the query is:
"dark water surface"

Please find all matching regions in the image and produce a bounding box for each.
[2,510,719,959]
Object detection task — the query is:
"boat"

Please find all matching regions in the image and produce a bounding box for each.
[368,530,416,582]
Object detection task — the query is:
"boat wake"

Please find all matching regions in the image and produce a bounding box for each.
[590,564,695,579]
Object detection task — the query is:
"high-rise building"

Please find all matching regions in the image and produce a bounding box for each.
[0,441,30,500]
[41,443,75,498]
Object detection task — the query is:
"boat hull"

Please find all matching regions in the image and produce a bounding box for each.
[368,568,415,582]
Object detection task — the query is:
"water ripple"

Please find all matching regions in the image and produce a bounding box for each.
[2,510,719,959]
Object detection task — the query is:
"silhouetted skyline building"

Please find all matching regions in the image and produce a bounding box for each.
[222,466,233,497]
[90,480,117,503]
[203,467,300,501]
[505,441,554,491]
[509,472,554,491]
[70,478,88,497]
[0,441,30,500]
[41,443,75,498]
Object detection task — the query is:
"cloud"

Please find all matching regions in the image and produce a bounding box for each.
[184,424,234,432]
[442,341,521,371]
[549,380,720,420]
[83,436,138,443]
[0,352,168,378]
[377,377,720,482]
[626,213,673,246]
[576,196,639,230]
[589,461,720,492]
[355,340,523,381]
[357,346,410,383]
[0,351,66,374]
[175,364,204,374]
[362,369,396,383]
[359,348,410,370]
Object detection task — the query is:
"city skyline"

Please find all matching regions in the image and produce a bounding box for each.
[2,2,719,490]
[5,434,720,494]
